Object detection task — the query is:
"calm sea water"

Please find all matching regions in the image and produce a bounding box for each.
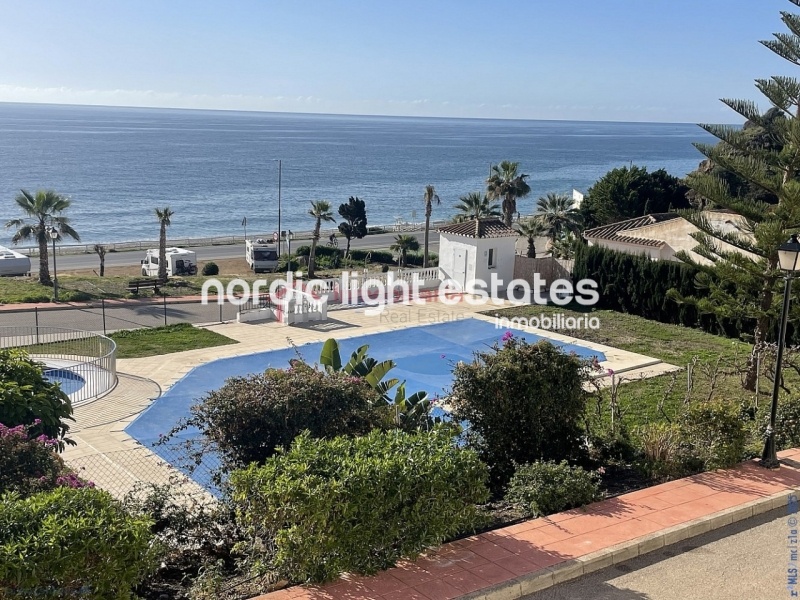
[0,103,714,245]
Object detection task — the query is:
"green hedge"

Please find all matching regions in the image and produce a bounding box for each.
[573,243,704,326]
[231,428,489,583]
[505,461,601,517]
[0,487,157,599]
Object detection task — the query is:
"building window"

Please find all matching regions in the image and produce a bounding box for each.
[488,248,496,269]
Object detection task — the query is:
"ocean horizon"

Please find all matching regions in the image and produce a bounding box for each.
[0,102,715,246]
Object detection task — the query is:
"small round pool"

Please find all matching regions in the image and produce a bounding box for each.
[44,368,87,396]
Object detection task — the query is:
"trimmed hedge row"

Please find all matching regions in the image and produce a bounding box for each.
[0,487,157,599]
[231,428,488,583]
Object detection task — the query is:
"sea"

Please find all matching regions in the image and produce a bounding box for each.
[0,102,715,246]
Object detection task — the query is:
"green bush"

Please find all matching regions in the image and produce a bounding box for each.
[0,423,91,497]
[165,362,389,473]
[349,249,395,264]
[404,252,438,267]
[450,337,591,491]
[0,487,157,599]
[765,394,800,451]
[202,261,219,276]
[295,245,340,259]
[505,461,601,517]
[277,254,299,271]
[0,349,73,444]
[679,398,747,471]
[231,428,489,583]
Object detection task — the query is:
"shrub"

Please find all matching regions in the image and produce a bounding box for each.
[230,428,489,583]
[634,422,684,479]
[165,362,388,473]
[0,349,73,443]
[404,252,438,267]
[202,261,219,276]
[0,422,92,497]
[679,398,747,471]
[276,254,299,271]
[0,487,157,599]
[349,249,395,264]
[294,245,340,259]
[450,337,591,491]
[505,461,601,517]
[765,394,800,451]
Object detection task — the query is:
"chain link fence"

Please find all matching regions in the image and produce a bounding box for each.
[0,298,241,334]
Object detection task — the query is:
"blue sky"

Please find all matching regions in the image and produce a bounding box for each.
[0,0,792,123]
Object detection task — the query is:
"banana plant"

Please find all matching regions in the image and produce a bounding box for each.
[319,338,434,428]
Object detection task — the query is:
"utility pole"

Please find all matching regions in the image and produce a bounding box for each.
[277,159,282,255]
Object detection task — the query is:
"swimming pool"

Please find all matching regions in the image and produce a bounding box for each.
[126,318,606,494]
[43,368,87,396]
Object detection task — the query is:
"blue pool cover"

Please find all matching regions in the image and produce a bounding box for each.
[126,317,606,495]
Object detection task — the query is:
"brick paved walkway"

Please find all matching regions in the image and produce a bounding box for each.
[254,450,800,600]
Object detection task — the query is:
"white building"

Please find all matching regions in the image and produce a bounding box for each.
[437,218,520,289]
[583,210,756,265]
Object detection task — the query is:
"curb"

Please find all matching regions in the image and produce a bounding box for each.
[460,488,796,600]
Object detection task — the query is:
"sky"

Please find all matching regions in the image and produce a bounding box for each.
[0,0,794,123]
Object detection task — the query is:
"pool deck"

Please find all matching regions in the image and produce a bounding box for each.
[61,299,678,497]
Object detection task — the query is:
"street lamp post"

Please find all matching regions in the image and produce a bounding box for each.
[273,159,282,255]
[48,227,59,302]
[762,234,800,468]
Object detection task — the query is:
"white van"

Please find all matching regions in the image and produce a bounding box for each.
[0,246,31,276]
[246,239,279,273]
[141,247,197,277]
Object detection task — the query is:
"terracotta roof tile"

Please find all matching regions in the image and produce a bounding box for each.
[437,218,519,239]
[583,213,681,248]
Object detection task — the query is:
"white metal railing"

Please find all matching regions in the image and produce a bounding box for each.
[0,326,117,406]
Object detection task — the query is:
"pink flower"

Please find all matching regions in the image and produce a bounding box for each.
[440,354,446,359]
[501,331,514,342]
[597,466,606,475]
[607,368,615,376]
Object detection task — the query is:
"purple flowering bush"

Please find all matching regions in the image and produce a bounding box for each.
[0,349,74,445]
[0,422,93,497]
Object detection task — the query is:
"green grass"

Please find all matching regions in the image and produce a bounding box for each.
[109,323,238,358]
[487,306,761,427]
[0,274,287,304]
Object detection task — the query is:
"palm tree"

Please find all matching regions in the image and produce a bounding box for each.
[5,189,80,285]
[536,193,582,242]
[550,231,579,260]
[93,244,107,276]
[486,161,532,227]
[154,207,174,282]
[516,218,550,258]
[422,185,440,268]
[391,234,420,267]
[308,200,335,277]
[453,192,502,222]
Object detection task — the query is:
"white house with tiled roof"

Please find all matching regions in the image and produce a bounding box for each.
[583,210,754,265]
[437,218,520,289]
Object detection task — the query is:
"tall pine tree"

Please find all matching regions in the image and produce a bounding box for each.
[672,0,800,390]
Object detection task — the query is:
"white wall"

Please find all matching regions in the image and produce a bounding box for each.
[439,233,517,289]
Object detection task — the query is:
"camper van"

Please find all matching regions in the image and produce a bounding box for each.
[0,246,31,277]
[141,247,197,277]
[246,239,279,273]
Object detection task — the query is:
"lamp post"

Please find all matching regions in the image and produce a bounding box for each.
[273,159,282,255]
[48,227,59,302]
[762,234,800,468]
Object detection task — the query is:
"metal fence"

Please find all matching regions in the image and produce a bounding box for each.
[0,298,242,334]
[0,326,117,406]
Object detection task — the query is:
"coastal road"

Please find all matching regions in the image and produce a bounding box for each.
[33,230,440,272]
[523,507,792,600]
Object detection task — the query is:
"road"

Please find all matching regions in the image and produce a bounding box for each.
[524,507,793,600]
[35,231,441,272]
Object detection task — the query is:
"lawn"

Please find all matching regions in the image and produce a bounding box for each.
[109,323,238,358]
[487,306,762,427]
